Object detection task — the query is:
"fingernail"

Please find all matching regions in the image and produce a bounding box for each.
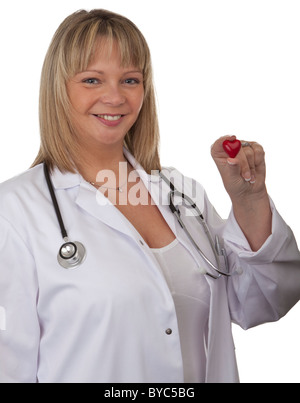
[243,171,251,181]
[250,175,256,184]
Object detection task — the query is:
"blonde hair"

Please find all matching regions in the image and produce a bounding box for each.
[32,9,161,173]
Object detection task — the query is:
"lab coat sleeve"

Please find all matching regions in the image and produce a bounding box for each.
[223,198,300,329]
[0,215,40,383]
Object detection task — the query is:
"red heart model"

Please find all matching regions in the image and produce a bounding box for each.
[222,139,241,158]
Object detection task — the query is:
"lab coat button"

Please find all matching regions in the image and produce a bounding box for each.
[236,266,243,275]
[165,328,172,335]
[139,239,144,246]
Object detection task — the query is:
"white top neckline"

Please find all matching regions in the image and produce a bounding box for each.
[151,238,179,253]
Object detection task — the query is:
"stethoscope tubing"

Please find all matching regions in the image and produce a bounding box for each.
[44,163,68,241]
[159,171,233,279]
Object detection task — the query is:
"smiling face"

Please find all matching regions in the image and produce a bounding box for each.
[67,39,145,155]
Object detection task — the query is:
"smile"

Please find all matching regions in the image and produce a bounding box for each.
[95,114,123,121]
[93,114,125,127]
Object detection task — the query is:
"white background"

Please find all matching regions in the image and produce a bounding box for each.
[1,0,299,383]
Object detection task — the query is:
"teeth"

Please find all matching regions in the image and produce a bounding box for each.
[97,115,122,121]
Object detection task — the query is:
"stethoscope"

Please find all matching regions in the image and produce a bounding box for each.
[44,163,234,278]
[159,172,233,279]
[44,163,87,269]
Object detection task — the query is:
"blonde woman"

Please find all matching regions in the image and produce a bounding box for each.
[0,9,299,383]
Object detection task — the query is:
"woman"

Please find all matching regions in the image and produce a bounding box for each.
[0,9,299,383]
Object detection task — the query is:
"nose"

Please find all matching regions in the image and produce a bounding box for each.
[100,84,126,106]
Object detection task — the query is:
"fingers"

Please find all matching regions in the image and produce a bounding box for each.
[241,142,256,183]
[227,141,265,184]
[211,135,266,185]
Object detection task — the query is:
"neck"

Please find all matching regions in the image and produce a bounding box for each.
[75,144,130,184]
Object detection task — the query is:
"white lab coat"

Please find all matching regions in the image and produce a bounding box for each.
[0,150,300,383]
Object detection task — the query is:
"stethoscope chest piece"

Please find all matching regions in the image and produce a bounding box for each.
[58,241,87,269]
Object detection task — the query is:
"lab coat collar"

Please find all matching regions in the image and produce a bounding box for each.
[50,168,81,190]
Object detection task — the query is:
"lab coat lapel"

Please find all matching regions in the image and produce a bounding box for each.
[145,174,178,237]
[150,168,208,274]
[51,166,141,240]
[75,183,142,239]
[124,149,179,237]
[76,174,178,241]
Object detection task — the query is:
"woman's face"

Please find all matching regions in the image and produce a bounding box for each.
[67,40,144,152]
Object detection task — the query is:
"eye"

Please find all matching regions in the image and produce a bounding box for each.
[82,78,100,85]
[124,78,141,85]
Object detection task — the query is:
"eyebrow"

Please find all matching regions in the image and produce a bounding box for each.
[80,69,143,75]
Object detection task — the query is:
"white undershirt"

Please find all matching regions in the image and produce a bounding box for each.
[151,239,211,383]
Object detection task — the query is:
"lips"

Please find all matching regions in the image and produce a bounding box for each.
[93,114,125,127]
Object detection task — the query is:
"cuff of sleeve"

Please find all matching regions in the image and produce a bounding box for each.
[223,197,289,264]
